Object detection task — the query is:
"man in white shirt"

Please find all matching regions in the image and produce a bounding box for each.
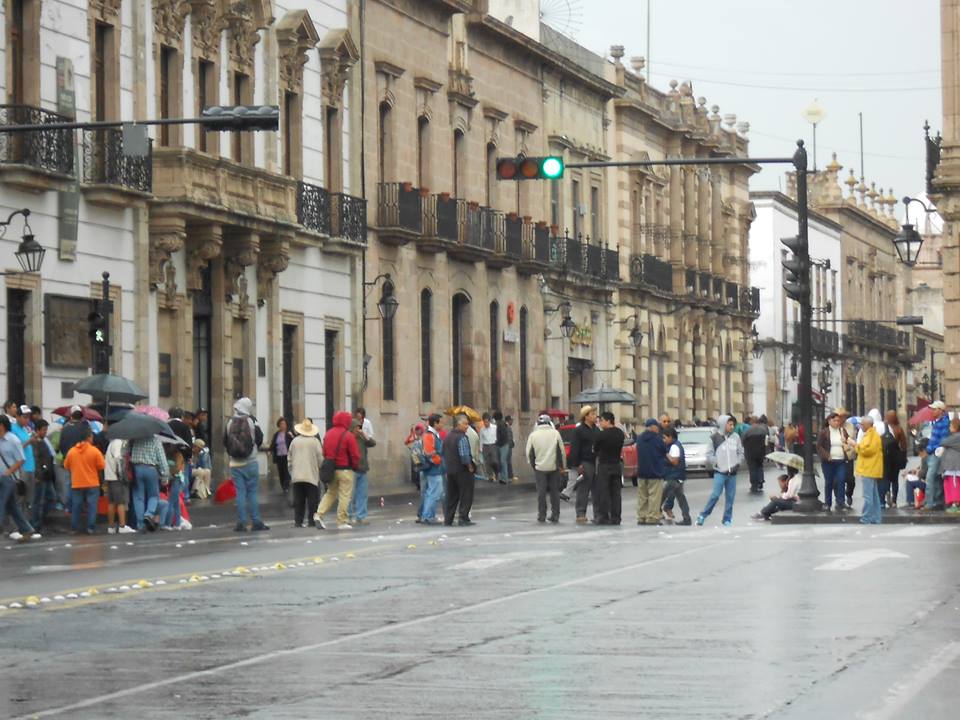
[479,412,499,482]
[752,471,802,520]
[356,407,374,440]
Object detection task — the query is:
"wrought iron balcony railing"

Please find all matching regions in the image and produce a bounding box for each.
[297,181,332,235]
[0,104,74,176]
[377,182,422,234]
[332,192,367,245]
[81,128,151,193]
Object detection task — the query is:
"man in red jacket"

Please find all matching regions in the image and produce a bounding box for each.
[315,410,361,530]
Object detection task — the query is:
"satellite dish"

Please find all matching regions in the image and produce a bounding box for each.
[801,99,827,125]
[539,0,584,39]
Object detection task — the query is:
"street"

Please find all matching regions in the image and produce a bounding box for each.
[1,470,958,720]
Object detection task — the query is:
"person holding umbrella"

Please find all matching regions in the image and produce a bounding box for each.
[108,412,172,531]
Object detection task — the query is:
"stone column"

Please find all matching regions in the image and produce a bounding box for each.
[257,234,292,426]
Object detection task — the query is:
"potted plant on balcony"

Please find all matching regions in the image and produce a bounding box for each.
[439,191,450,201]
[420,187,431,198]
[402,181,414,193]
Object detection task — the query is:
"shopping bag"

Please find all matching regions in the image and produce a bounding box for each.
[214,478,236,503]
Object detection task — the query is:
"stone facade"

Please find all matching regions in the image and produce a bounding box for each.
[0,0,363,479]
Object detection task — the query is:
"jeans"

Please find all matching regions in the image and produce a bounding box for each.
[925,454,943,508]
[498,445,512,482]
[906,479,927,506]
[163,476,183,528]
[701,471,737,524]
[534,469,562,522]
[348,471,368,521]
[0,475,34,534]
[31,479,57,529]
[70,487,99,531]
[132,465,160,528]
[662,479,690,521]
[859,475,882,524]
[748,461,764,491]
[232,461,262,526]
[760,497,796,518]
[420,472,444,522]
[822,460,847,509]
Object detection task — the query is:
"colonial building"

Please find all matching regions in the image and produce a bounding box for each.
[0,0,364,476]
[787,157,914,418]
[749,190,843,426]
[606,57,759,424]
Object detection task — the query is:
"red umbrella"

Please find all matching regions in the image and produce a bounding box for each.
[909,405,936,426]
[542,408,571,421]
[52,405,103,422]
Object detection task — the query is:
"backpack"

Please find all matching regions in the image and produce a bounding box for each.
[882,428,907,471]
[410,437,426,469]
[420,431,444,473]
[225,416,254,459]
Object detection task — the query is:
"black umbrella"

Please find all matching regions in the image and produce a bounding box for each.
[73,374,148,405]
[570,386,638,404]
[106,412,177,442]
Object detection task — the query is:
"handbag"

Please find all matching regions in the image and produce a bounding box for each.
[319,430,347,486]
[0,453,25,496]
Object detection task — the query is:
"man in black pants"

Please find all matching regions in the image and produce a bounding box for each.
[569,405,600,525]
[661,426,691,525]
[594,411,625,525]
[442,414,476,526]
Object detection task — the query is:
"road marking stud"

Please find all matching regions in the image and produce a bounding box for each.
[79,591,90,598]
[211,574,221,579]
[272,562,287,570]
[106,588,118,593]
[179,579,187,584]
[66,593,79,600]
[53,595,66,601]
[407,544,416,550]
[233,566,251,575]
[313,557,324,564]
[9,602,23,609]
[110,545,119,550]
[240,541,249,546]
[345,554,355,559]
[40,597,51,603]
[199,575,210,581]
[188,575,203,583]
[155,580,167,585]
[118,586,130,592]
[175,543,183,548]
[188,540,196,545]
[134,580,151,589]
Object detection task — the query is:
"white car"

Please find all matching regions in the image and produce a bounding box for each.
[676,427,716,476]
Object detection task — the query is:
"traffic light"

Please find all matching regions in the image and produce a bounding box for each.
[88,308,107,344]
[200,105,280,132]
[88,301,111,374]
[781,235,809,303]
[496,155,565,181]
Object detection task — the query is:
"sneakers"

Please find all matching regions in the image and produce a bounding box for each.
[663,509,675,520]
[338,523,353,530]
[575,516,587,525]
[143,516,157,532]
[696,515,705,526]
[118,525,136,534]
[160,525,175,531]
[251,522,270,532]
[458,519,475,527]
[8,531,23,541]
[9,531,42,542]
[107,526,117,535]
[315,517,326,530]
[751,513,768,521]
[234,522,247,532]
[178,520,193,531]
[722,520,732,527]
[677,518,692,526]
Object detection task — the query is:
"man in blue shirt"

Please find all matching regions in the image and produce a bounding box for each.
[924,401,951,510]
[0,415,40,541]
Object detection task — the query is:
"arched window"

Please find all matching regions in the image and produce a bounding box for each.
[485,141,496,207]
[490,301,500,409]
[420,289,432,403]
[417,116,430,188]
[452,293,471,404]
[453,128,466,198]
[378,102,392,184]
[381,281,395,400]
[519,306,529,411]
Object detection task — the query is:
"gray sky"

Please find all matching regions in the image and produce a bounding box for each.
[572,0,941,199]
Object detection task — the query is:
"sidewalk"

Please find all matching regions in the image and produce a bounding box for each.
[771,507,960,524]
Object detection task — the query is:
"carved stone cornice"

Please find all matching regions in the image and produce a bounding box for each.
[225,1,263,69]
[319,29,359,108]
[159,262,179,309]
[154,0,190,47]
[90,0,122,22]
[277,10,320,94]
[256,237,292,305]
[189,0,226,59]
[149,217,186,288]
[224,233,259,304]
[186,225,223,292]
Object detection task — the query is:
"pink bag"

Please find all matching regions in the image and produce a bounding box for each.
[943,473,960,506]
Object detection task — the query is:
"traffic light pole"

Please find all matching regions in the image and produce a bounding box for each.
[791,144,821,513]
[565,141,823,510]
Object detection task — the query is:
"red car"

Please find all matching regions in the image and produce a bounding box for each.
[558,424,638,480]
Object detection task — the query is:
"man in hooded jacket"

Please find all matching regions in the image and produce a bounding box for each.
[697,414,744,526]
[315,410,361,530]
[635,419,666,525]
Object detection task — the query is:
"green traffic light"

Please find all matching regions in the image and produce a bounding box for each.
[541,157,564,179]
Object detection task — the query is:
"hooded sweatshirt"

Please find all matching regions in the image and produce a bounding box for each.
[63,440,106,489]
[937,431,960,476]
[636,427,667,478]
[709,415,745,474]
[322,411,360,471]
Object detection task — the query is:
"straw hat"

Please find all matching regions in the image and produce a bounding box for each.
[294,418,320,437]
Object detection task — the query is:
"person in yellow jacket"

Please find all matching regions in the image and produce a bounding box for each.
[849,415,883,524]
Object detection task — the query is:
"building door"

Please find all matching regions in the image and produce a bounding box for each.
[6,289,28,404]
[324,329,338,429]
[567,358,594,404]
[452,293,471,404]
[282,324,296,423]
[192,266,212,416]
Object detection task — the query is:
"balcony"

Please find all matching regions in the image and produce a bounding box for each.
[844,320,910,351]
[375,182,422,244]
[297,181,331,235]
[331,192,367,246]
[0,104,74,192]
[80,128,152,207]
[547,233,617,284]
[793,321,841,355]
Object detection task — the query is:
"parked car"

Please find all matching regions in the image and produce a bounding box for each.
[676,426,716,475]
[558,424,637,480]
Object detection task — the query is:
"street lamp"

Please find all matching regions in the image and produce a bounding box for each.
[377,285,399,321]
[560,314,577,339]
[614,313,643,347]
[1,208,45,275]
[545,300,577,340]
[893,196,937,266]
[750,325,763,359]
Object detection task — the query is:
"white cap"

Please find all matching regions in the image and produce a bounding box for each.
[18,404,31,415]
[69,404,82,414]
[931,400,946,411]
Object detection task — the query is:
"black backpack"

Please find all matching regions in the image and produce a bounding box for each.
[225,416,254,459]
[882,428,907,471]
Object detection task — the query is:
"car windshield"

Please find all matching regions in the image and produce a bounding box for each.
[678,428,713,446]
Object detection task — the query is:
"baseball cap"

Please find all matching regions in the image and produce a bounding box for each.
[931,400,946,410]
[644,418,660,427]
[19,404,31,415]
[537,413,553,425]
[70,404,82,414]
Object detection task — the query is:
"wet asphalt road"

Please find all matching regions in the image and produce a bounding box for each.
[1,469,959,720]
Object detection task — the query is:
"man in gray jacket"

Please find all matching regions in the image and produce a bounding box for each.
[525,414,566,523]
[697,414,744,526]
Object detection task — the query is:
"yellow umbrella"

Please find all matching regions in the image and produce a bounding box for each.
[445,405,482,423]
